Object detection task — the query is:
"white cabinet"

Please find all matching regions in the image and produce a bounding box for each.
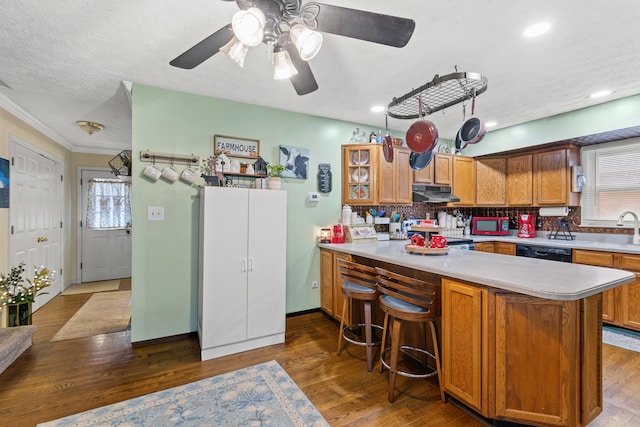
[198,187,287,361]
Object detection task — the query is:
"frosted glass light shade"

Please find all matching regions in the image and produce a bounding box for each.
[219,36,249,67]
[232,7,266,47]
[289,24,323,60]
[273,48,298,80]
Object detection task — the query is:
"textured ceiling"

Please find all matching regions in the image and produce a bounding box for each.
[1,1,639,154]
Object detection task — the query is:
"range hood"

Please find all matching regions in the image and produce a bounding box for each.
[412,184,460,203]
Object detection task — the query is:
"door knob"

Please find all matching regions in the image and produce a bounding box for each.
[37,237,48,243]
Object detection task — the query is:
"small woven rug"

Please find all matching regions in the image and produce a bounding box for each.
[37,360,328,426]
[603,325,640,353]
[50,291,131,342]
[61,280,121,295]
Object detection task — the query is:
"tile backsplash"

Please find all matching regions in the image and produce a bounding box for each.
[352,204,634,236]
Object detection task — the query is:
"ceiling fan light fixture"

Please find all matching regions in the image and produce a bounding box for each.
[76,121,104,135]
[220,36,249,67]
[231,7,266,47]
[273,46,298,80]
[289,24,323,61]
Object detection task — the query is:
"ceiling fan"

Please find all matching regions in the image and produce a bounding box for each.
[170,0,415,95]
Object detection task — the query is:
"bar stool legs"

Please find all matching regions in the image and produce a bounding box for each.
[336,259,381,373]
[388,317,402,402]
[382,316,443,402]
[428,319,445,402]
[337,297,377,372]
[376,267,444,403]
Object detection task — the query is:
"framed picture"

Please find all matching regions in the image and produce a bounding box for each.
[0,157,9,208]
[214,134,260,158]
[279,145,309,179]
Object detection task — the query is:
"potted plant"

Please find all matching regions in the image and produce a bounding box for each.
[200,155,220,186]
[1,263,53,327]
[267,164,286,189]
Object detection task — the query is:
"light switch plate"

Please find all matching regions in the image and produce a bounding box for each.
[148,206,164,221]
[307,192,320,203]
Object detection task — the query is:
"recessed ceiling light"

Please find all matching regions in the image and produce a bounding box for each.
[523,22,551,38]
[370,105,385,113]
[589,90,612,99]
[485,121,497,128]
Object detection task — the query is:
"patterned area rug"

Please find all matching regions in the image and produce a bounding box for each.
[50,291,131,342]
[603,325,640,353]
[37,360,328,426]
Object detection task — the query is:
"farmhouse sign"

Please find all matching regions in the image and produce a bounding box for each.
[214,135,259,158]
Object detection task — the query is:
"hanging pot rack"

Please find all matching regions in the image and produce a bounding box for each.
[387,71,488,120]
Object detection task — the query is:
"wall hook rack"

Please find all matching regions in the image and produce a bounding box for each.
[139,150,200,165]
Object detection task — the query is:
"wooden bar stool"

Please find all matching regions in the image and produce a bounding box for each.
[336,259,382,372]
[376,267,444,403]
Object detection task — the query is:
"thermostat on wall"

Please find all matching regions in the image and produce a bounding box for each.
[307,192,320,203]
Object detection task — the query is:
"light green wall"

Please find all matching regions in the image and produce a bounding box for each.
[463,94,640,156]
[130,85,640,342]
[130,84,403,342]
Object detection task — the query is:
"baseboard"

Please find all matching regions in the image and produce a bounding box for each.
[286,308,322,318]
[132,332,197,348]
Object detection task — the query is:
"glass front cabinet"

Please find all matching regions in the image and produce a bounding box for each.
[342,145,378,206]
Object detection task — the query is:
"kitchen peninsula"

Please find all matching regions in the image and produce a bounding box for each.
[318,240,635,427]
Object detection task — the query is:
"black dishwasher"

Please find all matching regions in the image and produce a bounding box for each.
[515,244,573,263]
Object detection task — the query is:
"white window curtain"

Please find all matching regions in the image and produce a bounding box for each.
[581,137,640,226]
[86,178,132,229]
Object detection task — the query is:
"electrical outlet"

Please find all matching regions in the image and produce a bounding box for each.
[311,280,318,289]
[147,206,164,221]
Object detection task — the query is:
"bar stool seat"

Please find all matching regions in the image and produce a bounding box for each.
[376,267,444,403]
[337,259,383,372]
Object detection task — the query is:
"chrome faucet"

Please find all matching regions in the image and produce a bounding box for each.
[617,211,640,245]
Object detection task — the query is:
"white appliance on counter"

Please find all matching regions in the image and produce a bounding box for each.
[198,187,287,361]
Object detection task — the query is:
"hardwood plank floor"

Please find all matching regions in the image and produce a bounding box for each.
[1,282,640,427]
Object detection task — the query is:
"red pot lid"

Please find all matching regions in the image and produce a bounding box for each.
[406,120,438,154]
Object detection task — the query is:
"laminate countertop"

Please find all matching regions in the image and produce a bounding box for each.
[471,234,640,254]
[317,240,635,301]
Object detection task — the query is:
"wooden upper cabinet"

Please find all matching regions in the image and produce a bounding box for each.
[394,148,413,203]
[452,156,475,206]
[413,156,434,184]
[434,153,453,185]
[342,144,412,206]
[475,157,506,206]
[534,146,580,206]
[506,154,533,206]
[342,144,377,206]
[380,148,412,204]
[415,152,454,185]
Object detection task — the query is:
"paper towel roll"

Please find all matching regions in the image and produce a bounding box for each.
[538,206,569,217]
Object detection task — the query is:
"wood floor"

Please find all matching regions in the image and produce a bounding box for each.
[2,281,640,427]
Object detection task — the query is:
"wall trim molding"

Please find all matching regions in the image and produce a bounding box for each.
[0,92,73,151]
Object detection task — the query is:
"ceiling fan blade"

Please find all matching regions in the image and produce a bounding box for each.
[170,24,234,69]
[285,43,319,96]
[301,3,415,47]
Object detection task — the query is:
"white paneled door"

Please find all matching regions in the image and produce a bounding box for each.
[80,169,132,282]
[9,137,62,312]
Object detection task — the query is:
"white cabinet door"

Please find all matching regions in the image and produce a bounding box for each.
[199,187,249,348]
[247,190,287,340]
